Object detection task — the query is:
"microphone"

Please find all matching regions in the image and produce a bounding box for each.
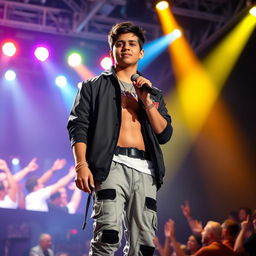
[131,74,160,96]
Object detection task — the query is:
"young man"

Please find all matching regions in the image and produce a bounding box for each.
[67,21,172,256]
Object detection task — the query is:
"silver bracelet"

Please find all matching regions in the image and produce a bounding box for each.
[144,102,155,110]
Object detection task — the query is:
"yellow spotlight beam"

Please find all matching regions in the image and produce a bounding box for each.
[203,13,256,88]
[156,6,256,183]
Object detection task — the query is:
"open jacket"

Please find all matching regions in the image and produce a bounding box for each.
[67,68,172,190]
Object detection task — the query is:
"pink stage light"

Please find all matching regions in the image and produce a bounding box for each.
[34,46,49,62]
[100,56,113,70]
[2,41,17,57]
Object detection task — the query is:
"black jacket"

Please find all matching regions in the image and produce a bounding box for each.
[67,68,172,190]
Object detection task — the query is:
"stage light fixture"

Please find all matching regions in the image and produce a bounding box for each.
[2,41,17,57]
[172,29,182,38]
[55,75,67,88]
[68,53,82,67]
[11,158,20,165]
[34,46,49,61]
[155,0,169,11]
[249,6,256,16]
[4,70,16,81]
[100,56,113,70]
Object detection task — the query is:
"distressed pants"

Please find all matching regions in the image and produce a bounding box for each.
[89,161,157,256]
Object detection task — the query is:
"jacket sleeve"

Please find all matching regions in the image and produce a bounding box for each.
[154,93,173,145]
[67,81,92,147]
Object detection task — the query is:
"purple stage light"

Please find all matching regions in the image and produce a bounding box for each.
[34,46,49,62]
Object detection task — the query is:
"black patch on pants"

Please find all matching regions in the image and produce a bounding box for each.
[140,244,155,256]
[96,189,116,200]
[101,230,119,244]
[145,197,157,212]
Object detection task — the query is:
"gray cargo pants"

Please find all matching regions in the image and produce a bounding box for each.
[89,161,157,256]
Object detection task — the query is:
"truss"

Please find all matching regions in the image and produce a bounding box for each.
[0,0,246,46]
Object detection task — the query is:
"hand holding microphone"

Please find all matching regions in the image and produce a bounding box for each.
[131,74,160,96]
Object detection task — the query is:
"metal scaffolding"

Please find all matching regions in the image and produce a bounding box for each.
[0,0,246,47]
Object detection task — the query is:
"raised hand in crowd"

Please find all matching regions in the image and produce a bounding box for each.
[0,159,18,208]
[37,158,67,185]
[0,159,9,172]
[13,157,39,182]
[51,158,67,172]
[180,201,192,219]
[234,215,252,254]
[165,219,187,256]
[181,201,203,235]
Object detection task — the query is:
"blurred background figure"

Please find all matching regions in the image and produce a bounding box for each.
[25,160,75,212]
[234,209,256,256]
[0,159,18,209]
[29,233,54,256]
[48,182,82,214]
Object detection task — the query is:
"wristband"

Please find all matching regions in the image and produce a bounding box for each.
[144,102,154,110]
[75,161,88,172]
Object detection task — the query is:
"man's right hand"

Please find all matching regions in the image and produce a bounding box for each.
[75,166,95,193]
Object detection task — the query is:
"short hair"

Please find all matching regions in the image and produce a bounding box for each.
[239,207,252,216]
[25,177,38,193]
[222,219,240,238]
[108,21,145,50]
[50,191,61,201]
[206,221,222,239]
[39,233,51,241]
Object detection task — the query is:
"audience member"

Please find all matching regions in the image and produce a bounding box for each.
[221,219,240,250]
[29,233,54,256]
[48,183,81,214]
[194,221,235,256]
[25,161,75,211]
[234,209,256,256]
[0,159,18,209]
[180,201,203,235]
[238,207,252,223]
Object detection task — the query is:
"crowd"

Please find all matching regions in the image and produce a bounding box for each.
[0,158,82,214]
[154,201,256,256]
[1,158,255,255]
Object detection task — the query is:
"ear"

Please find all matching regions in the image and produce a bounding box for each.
[139,49,144,59]
[109,50,113,59]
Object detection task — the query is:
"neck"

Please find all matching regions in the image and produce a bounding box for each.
[114,64,137,83]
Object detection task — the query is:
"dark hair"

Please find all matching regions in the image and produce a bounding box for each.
[192,234,202,246]
[239,207,252,216]
[25,177,38,193]
[108,21,145,50]
[222,219,240,238]
[228,210,239,222]
[50,191,61,201]
[252,209,256,221]
[0,181,5,191]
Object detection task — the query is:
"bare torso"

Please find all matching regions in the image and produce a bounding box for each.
[117,93,145,151]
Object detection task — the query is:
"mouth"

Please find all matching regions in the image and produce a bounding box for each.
[121,53,132,57]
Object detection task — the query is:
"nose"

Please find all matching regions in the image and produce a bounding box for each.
[122,42,130,51]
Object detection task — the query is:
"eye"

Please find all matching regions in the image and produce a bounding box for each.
[115,42,123,47]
